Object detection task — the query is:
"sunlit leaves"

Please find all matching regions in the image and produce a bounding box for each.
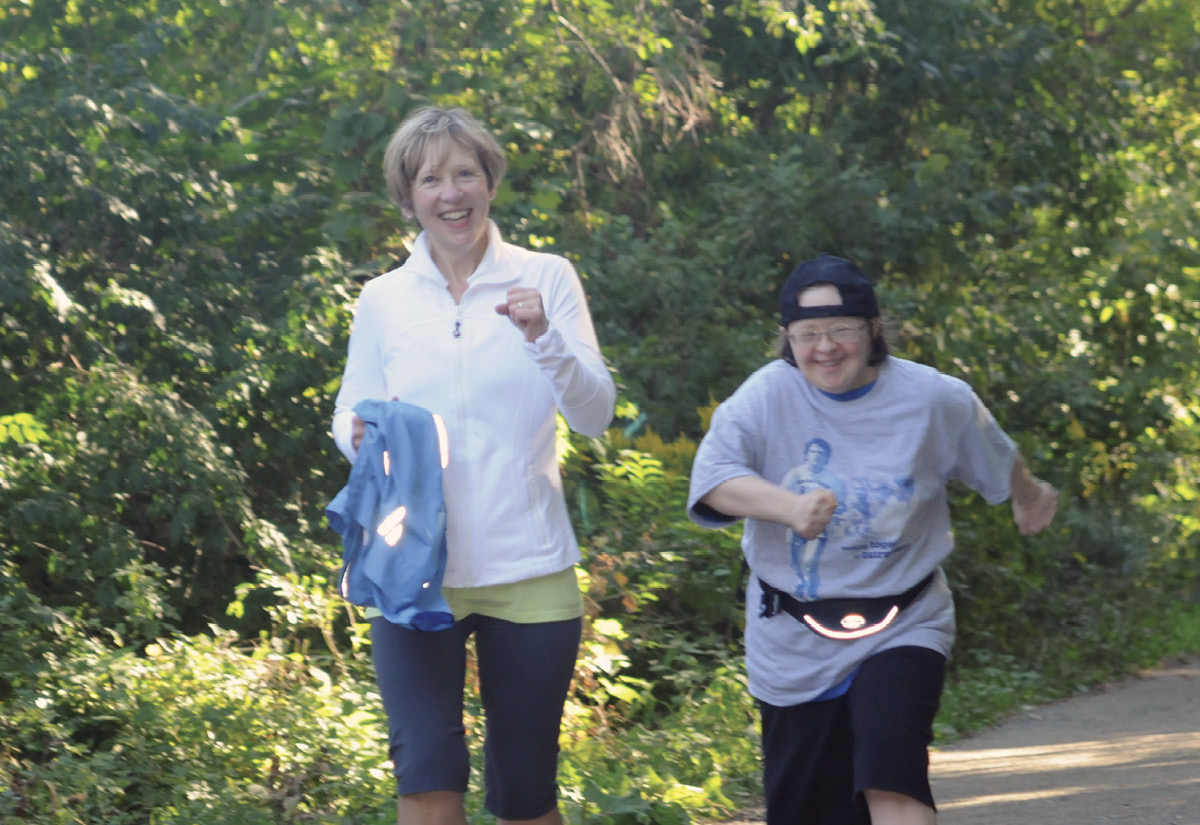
[1,0,1199,821]
[0,413,48,445]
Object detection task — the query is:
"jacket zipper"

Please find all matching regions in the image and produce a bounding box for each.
[451,296,473,581]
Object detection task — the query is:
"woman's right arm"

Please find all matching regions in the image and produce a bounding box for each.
[332,293,386,462]
[702,475,837,540]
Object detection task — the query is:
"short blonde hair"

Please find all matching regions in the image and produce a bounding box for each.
[382,106,507,213]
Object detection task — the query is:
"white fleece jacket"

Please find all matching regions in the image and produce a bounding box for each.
[332,221,615,588]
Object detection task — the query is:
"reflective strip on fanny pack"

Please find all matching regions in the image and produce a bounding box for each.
[801,605,900,640]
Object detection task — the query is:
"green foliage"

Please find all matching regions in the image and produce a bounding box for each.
[0,361,301,640]
[559,666,758,825]
[0,413,49,445]
[3,0,1200,821]
[568,406,745,650]
[0,611,395,824]
[558,410,756,821]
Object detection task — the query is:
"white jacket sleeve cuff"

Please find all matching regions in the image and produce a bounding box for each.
[332,409,359,463]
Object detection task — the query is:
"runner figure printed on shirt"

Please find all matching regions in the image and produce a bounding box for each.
[782,438,919,600]
[781,438,846,600]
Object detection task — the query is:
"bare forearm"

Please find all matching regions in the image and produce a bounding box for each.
[702,476,800,525]
[1009,453,1059,536]
[1010,454,1045,504]
[702,475,837,540]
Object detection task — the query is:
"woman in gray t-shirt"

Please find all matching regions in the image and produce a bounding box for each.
[687,254,1058,825]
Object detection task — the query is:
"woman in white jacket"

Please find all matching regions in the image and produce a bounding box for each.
[332,106,615,825]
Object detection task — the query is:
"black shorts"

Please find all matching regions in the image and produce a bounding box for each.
[370,614,581,820]
[758,645,946,825]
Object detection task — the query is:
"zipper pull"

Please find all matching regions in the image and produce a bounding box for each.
[453,319,461,338]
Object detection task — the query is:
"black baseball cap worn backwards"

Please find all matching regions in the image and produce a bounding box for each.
[780,253,880,325]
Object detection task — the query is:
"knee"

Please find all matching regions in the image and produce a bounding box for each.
[397,790,466,825]
[863,789,936,825]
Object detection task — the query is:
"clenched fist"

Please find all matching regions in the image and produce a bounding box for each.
[789,489,838,540]
[1013,478,1058,536]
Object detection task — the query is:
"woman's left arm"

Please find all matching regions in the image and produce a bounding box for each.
[499,264,615,437]
[1009,453,1059,536]
[953,388,1059,536]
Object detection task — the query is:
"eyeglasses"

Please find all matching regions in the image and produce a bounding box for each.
[787,323,868,347]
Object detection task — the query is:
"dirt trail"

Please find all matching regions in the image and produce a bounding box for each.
[932,655,1200,824]
[720,655,1200,824]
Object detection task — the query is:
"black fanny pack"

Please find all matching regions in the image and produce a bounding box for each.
[758,572,935,640]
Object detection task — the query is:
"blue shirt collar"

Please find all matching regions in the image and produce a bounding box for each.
[818,380,876,402]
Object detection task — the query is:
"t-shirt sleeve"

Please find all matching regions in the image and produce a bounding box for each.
[686,384,766,527]
[950,390,1017,504]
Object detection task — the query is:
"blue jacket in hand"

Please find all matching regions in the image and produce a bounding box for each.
[326,399,454,630]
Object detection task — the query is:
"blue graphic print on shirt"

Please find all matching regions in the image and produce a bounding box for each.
[782,437,918,599]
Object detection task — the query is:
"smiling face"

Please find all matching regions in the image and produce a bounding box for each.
[787,284,879,394]
[410,139,496,267]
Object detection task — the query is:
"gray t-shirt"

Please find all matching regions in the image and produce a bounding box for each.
[687,356,1016,705]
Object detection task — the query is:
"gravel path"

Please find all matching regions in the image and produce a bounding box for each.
[719,655,1200,824]
[932,655,1200,824]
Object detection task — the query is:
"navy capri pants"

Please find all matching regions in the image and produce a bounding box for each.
[370,613,581,820]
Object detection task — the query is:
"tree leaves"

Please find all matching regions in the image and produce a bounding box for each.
[2,0,1199,819]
